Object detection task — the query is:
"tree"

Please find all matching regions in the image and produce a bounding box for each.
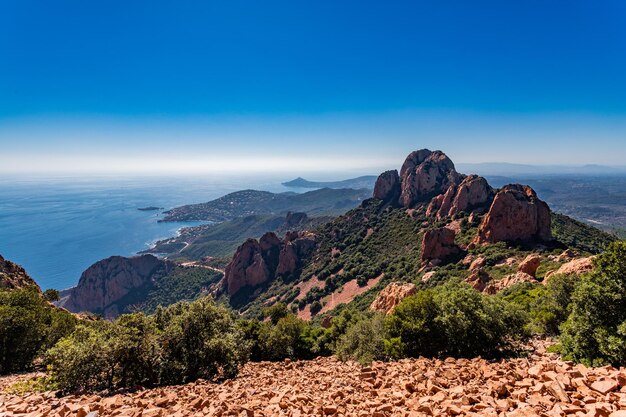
[561,242,626,366]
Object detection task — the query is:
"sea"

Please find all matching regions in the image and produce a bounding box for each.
[0,173,317,291]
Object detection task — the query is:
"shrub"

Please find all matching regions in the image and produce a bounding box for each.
[387,282,526,358]
[47,297,249,392]
[262,303,289,324]
[310,301,322,316]
[257,314,314,360]
[560,242,626,366]
[336,314,388,365]
[43,289,60,302]
[0,286,76,374]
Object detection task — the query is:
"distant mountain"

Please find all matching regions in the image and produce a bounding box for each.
[161,188,371,222]
[457,162,626,176]
[282,176,377,189]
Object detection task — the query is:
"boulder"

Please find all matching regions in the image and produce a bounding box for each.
[465,269,491,292]
[544,257,594,282]
[373,170,401,203]
[518,254,542,278]
[474,184,551,244]
[483,272,538,294]
[421,227,462,265]
[370,282,417,314]
[399,150,461,207]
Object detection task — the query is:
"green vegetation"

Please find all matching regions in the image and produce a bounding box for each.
[551,212,617,254]
[46,298,247,392]
[560,242,626,366]
[0,286,77,374]
[162,188,371,222]
[136,267,223,313]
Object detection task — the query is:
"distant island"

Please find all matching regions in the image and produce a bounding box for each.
[282,175,377,189]
[137,206,163,211]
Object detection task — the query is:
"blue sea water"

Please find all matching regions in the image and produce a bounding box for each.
[0,174,301,290]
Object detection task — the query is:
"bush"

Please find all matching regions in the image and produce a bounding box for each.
[0,286,76,374]
[43,289,60,302]
[560,242,626,366]
[336,314,389,365]
[310,301,322,316]
[46,297,249,392]
[387,282,526,358]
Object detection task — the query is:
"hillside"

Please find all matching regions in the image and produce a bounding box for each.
[282,175,377,189]
[144,212,331,260]
[219,149,618,319]
[161,188,370,222]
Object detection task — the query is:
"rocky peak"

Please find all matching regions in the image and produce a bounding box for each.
[61,254,175,318]
[0,254,39,291]
[373,170,400,203]
[399,150,461,207]
[475,184,551,244]
[224,231,317,296]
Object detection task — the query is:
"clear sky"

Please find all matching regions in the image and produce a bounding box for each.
[1,1,625,173]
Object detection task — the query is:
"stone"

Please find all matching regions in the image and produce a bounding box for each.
[591,380,620,394]
[483,272,538,294]
[518,254,542,278]
[545,257,595,282]
[421,227,462,265]
[474,184,552,245]
[370,282,417,314]
[426,175,493,219]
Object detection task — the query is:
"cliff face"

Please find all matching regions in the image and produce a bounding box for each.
[224,231,317,297]
[62,255,175,318]
[0,255,39,291]
[475,184,552,244]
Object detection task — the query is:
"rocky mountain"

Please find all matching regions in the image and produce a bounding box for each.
[161,188,370,222]
[219,149,615,318]
[0,255,39,291]
[59,255,174,318]
[282,175,377,189]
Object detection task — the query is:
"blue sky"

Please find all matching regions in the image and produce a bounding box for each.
[1,1,625,173]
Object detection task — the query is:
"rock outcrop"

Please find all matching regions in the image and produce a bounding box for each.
[370,282,417,314]
[545,256,595,282]
[0,255,39,291]
[475,184,552,244]
[483,271,538,294]
[421,227,462,265]
[61,255,175,318]
[518,254,542,278]
[465,269,491,292]
[372,170,401,203]
[426,175,493,219]
[399,150,461,207]
[224,231,317,296]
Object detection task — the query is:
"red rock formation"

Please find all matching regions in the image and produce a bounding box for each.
[370,282,417,314]
[399,150,461,207]
[427,175,492,219]
[373,170,400,203]
[545,257,595,282]
[421,227,462,265]
[62,255,175,318]
[225,231,317,296]
[483,272,538,294]
[518,254,542,277]
[474,184,552,244]
[0,255,39,291]
[465,269,491,292]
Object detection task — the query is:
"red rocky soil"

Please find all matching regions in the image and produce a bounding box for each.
[4,341,626,417]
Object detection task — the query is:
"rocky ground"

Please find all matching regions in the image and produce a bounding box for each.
[2,342,626,417]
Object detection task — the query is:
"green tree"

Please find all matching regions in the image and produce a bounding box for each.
[561,241,626,366]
